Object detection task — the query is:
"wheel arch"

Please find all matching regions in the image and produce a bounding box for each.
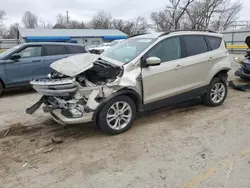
[211,68,230,83]
[92,88,143,124]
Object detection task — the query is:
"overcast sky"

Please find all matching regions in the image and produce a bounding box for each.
[1,0,250,27]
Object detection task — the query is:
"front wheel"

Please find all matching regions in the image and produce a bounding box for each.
[203,77,228,106]
[98,95,136,134]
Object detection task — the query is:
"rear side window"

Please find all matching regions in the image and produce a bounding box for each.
[183,35,208,56]
[44,45,68,56]
[205,36,222,50]
[66,45,86,54]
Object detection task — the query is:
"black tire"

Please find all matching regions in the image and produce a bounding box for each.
[97,95,136,134]
[203,77,228,106]
[0,82,3,96]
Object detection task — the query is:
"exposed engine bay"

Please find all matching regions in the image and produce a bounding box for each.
[27,53,141,125]
[76,60,122,86]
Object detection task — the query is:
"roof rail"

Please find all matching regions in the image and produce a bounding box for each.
[157,30,217,38]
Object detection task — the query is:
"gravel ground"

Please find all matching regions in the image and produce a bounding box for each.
[1,56,250,188]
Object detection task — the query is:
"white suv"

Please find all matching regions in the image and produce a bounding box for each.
[27,30,231,134]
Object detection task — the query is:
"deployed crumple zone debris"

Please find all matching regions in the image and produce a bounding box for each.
[27,53,141,126]
[51,137,63,144]
[43,148,54,153]
[229,81,250,91]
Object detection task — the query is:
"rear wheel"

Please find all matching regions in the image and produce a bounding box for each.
[98,95,136,134]
[203,77,227,106]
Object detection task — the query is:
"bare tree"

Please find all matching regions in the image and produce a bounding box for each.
[112,17,149,36]
[39,20,53,29]
[185,0,242,30]
[89,11,113,29]
[210,1,242,31]
[22,11,38,28]
[2,23,20,38]
[150,0,194,31]
[0,10,6,22]
[53,14,86,29]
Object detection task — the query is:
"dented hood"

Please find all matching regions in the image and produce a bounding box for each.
[50,53,99,77]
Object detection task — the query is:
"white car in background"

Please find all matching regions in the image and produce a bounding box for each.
[89,40,125,54]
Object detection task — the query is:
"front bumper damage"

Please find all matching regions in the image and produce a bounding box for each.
[235,67,250,79]
[27,65,141,125]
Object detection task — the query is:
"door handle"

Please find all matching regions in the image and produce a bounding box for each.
[174,64,182,70]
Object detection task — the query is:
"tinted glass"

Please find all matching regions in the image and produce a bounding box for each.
[44,45,67,56]
[184,35,208,56]
[147,37,181,62]
[205,36,222,50]
[66,45,86,53]
[17,46,42,58]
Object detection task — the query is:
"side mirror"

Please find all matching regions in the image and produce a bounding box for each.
[146,57,161,66]
[10,54,21,61]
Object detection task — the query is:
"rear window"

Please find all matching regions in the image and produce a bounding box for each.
[44,45,68,56]
[205,36,222,50]
[66,45,86,54]
[183,35,208,56]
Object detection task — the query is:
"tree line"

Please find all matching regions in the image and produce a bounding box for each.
[0,0,242,39]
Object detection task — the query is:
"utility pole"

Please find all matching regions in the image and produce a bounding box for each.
[66,11,69,23]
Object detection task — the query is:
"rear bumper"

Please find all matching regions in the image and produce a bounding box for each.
[235,68,250,79]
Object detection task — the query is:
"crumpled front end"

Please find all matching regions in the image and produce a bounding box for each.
[235,58,250,79]
[27,54,142,125]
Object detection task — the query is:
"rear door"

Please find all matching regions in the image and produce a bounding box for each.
[65,45,87,55]
[5,45,44,85]
[178,35,212,91]
[43,45,69,75]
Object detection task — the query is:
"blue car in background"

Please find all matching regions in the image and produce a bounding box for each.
[0,42,87,95]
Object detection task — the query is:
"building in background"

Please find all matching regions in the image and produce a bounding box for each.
[0,39,20,51]
[18,28,128,46]
[221,27,250,53]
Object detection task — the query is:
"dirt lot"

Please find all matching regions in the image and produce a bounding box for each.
[1,58,250,188]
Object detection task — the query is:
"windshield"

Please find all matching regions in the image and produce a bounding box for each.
[102,38,155,64]
[0,44,22,59]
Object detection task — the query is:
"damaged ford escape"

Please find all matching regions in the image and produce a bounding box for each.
[27,31,231,134]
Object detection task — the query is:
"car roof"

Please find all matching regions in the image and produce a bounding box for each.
[22,42,85,46]
[132,30,223,39]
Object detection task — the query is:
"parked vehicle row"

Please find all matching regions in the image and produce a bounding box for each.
[0,42,87,95]
[88,39,125,54]
[234,36,250,79]
[27,30,231,135]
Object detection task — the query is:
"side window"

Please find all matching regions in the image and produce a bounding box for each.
[66,46,86,54]
[44,45,68,56]
[184,35,208,56]
[205,36,222,50]
[147,37,182,62]
[17,46,42,58]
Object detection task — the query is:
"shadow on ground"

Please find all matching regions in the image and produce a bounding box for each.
[1,86,34,98]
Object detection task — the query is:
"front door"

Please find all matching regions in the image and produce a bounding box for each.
[141,36,185,105]
[5,45,44,86]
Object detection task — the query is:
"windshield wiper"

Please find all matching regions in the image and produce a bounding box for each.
[94,58,116,68]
